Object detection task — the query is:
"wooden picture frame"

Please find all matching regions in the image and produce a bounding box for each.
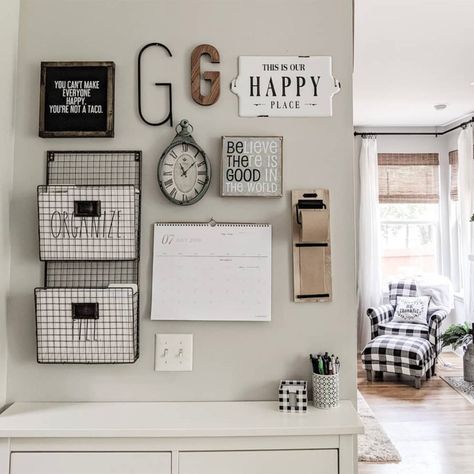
[39,61,115,138]
[221,136,283,197]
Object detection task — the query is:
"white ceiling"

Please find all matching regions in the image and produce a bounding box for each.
[354,0,474,127]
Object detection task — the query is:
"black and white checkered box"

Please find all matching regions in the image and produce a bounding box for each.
[279,380,307,412]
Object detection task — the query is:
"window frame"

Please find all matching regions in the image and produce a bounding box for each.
[377,153,441,279]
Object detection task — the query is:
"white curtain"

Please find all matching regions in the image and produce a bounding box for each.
[457,125,474,322]
[358,137,383,350]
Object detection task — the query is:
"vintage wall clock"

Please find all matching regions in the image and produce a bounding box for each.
[157,119,211,205]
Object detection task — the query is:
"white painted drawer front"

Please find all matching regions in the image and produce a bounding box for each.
[179,449,338,474]
[10,452,171,474]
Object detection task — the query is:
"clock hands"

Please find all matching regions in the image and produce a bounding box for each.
[180,162,196,177]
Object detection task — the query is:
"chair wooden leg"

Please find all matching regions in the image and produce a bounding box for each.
[414,376,422,389]
[366,370,373,382]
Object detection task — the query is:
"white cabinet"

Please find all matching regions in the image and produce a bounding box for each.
[0,401,363,474]
[10,452,171,474]
[179,449,338,474]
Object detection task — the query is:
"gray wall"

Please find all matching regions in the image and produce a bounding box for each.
[0,0,20,407]
[7,0,356,402]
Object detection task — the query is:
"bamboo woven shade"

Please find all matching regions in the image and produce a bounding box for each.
[449,150,458,201]
[378,153,440,203]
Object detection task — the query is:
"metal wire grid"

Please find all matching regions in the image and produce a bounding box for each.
[35,288,138,364]
[38,185,139,261]
[45,261,138,288]
[34,151,141,364]
[47,151,141,187]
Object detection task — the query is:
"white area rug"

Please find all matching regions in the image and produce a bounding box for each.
[357,391,401,463]
[441,376,474,405]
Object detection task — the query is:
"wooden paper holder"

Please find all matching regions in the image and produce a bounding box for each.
[292,189,332,303]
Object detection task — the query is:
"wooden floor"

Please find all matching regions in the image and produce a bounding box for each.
[358,352,474,474]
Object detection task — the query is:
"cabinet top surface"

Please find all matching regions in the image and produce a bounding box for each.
[0,401,363,438]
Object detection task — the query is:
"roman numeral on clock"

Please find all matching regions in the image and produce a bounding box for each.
[198,170,207,176]
[169,150,178,159]
[182,143,188,152]
[169,188,177,199]
[164,179,173,188]
[197,161,205,167]
[197,178,206,186]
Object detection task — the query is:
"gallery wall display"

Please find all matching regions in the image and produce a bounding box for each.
[39,61,115,137]
[191,44,220,106]
[221,136,283,197]
[137,42,174,127]
[292,189,332,303]
[231,56,340,117]
[157,119,211,205]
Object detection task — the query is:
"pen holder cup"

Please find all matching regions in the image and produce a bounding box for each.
[312,373,339,409]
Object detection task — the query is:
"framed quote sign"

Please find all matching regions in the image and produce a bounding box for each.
[221,136,283,197]
[230,56,340,117]
[39,61,115,137]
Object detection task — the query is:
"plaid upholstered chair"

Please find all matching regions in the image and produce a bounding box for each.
[362,280,448,388]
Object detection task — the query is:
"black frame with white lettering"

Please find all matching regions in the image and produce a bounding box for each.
[39,61,115,138]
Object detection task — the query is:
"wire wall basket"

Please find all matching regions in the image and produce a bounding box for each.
[34,151,141,364]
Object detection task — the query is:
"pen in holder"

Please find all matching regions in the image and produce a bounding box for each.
[312,372,339,409]
[309,353,340,409]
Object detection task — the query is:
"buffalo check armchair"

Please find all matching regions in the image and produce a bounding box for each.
[366,280,448,373]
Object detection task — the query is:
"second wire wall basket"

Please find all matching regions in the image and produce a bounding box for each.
[34,151,141,364]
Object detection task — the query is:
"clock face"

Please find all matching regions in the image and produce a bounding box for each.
[158,141,211,205]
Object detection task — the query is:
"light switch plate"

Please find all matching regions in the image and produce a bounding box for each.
[155,334,193,371]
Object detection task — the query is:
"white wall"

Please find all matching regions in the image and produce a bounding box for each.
[0,0,20,408]
[7,0,356,403]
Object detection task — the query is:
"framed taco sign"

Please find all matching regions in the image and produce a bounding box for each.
[230,56,340,117]
[39,61,115,138]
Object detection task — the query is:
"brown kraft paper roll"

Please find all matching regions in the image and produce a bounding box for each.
[300,209,329,242]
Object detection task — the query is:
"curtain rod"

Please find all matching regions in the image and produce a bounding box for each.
[354,117,474,137]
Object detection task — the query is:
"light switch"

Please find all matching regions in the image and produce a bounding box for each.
[155,334,193,371]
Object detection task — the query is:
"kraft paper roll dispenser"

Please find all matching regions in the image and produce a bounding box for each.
[292,189,332,302]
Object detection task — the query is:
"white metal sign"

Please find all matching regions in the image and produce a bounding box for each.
[231,56,340,117]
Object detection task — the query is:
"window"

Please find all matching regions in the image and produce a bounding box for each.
[378,153,440,280]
